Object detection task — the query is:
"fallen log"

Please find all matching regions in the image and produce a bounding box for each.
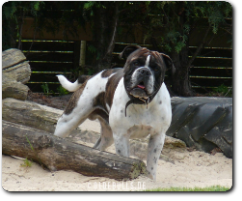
[3,61,31,84]
[2,48,31,100]
[2,48,27,69]
[2,78,30,100]
[2,98,60,133]
[2,120,146,180]
[2,98,186,162]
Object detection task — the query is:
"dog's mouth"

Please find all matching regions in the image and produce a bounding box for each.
[129,81,149,102]
[136,83,146,90]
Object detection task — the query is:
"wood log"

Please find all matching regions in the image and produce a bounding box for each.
[2,48,26,69]
[2,98,60,133]
[2,78,29,100]
[3,61,31,84]
[2,98,186,162]
[2,120,146,180]
[2,48,31,100]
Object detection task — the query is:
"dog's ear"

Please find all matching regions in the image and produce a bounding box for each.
[160,53,176,74]
[119,45,141,60]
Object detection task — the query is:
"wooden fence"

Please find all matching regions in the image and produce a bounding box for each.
[21,39,232,95]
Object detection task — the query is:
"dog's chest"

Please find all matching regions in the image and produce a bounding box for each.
[127,124,153,139]
[124,105,161,138]
[109,78,171,138]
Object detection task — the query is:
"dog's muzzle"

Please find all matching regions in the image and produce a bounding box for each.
[130,68,153,101]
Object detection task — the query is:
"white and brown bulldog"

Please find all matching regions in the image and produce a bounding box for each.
[54,45,173,180]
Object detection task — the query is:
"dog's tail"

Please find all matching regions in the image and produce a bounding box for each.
[56,75,81,92]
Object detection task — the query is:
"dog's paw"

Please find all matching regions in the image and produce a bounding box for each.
[144,170,156,180]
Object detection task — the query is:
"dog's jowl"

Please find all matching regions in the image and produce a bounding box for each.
[54,45,173,180]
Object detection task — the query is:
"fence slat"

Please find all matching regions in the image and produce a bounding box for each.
[21,42,74,52]
[20,39,232,95]
[190,78,232,87]
[26,52,74,62]
[190,68,232,77]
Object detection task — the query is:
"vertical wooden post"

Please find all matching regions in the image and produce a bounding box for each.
[79,40,86,75]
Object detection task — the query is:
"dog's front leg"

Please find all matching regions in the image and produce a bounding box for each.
[113,133,130,157]
[147,132,166,180]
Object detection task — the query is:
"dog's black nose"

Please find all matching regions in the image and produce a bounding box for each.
[140,69,151,76]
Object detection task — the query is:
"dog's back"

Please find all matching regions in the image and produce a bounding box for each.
[54,68,122,138]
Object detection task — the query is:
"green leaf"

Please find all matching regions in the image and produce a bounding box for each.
[3,5,17,19]
[84,2,95,10]
[33,2,40,11]
[88,45,97,53]
[174,41,186,53]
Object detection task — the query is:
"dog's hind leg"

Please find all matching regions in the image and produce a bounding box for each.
[54,108,93,138]
[89,109,114,151]
[54,81,94,137]
[93,122,113,151]
[54,72,110,138]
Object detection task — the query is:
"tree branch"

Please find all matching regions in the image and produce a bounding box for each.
[17,9,25,50]
[106,3,119,56]
[187,26,211,68]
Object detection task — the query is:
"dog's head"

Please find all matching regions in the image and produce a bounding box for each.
[120,45,174,104]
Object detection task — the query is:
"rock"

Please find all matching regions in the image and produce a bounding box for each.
[164,136,186,149]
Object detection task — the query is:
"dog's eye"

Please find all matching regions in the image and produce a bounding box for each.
[132,61,139,67]
[151,65,159,72]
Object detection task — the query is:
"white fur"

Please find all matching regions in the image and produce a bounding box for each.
[106,103,111,112]
[54,71,109,137]
[109,78,172,180]
[144,55,151,68]
[56,75,81,92]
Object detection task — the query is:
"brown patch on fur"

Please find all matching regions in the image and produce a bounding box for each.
[124,48,165,74]
[89,108,109,123]
[93,92,108,112]
[78,75,90,84]
[101,69,120,78]
[64,80,88,115]
[105,69,124,108]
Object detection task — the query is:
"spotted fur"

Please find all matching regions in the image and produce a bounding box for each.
[54,46,173,180]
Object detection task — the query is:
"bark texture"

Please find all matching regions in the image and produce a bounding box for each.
[2,120,146,180]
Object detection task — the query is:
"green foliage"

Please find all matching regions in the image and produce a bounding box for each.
[41,83,55,95]
[87,45,97,54]
[87,68,94,75]
[145,1,232,53]
[211,84,232,97]
[2,1,45,50]
[84,1,106,10]
[21,136,34,168]
[26,136,34,151]
[83,1,96,10]
[20,158,32,168]
[41,83,50,95]
[195,1,232,34]
[174,41,186,53]
[57,86,69,96]
[2,1,233,96]
[83,1,106,17]
[145,185,231,192]
[164,30,188,53]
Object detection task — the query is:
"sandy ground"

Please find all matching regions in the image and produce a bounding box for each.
[2,151,232,192]
[2,97,233,192]
[2,118,233,192]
